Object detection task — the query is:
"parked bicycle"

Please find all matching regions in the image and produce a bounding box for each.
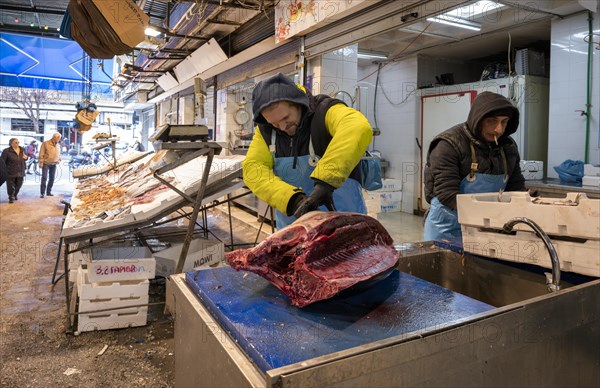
[26,155,41,176]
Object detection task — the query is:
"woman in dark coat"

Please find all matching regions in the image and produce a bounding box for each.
[1,138,28,203]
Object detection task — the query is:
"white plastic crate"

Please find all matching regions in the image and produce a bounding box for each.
[462,227,600,277]
[458,191,600,277]
[76,267,149,333]
[457,192,599,240]
[78,267,149,300]
[154,238,224,277]
[87,245,155,282]
[77,307,148,333]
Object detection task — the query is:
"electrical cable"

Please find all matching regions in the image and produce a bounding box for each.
[358,21,432,83]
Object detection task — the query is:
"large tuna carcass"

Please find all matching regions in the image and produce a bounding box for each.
[225,211,399,307]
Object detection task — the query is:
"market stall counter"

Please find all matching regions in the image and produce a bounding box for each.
[167,242,599,387]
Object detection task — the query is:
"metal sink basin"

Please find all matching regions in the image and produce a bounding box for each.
[395,242,586,307]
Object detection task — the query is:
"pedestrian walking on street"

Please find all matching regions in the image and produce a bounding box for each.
[39,132,62,198]
[1,138,28,203]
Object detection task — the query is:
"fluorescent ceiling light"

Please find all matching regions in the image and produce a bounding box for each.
[427,15,481,31]
[145,27,162,37]
[357,51,388,60]
[445,1,503,19]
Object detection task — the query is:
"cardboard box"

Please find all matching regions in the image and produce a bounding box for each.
[87,245,155,282]
[91,0,148,48]
[154,239,224,277]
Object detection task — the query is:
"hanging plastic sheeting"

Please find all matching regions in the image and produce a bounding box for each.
[63,0,149,59]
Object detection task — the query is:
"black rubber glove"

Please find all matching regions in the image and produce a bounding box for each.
[293,181,336,219]
[286,192,307,216]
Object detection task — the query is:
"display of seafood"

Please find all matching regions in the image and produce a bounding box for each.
[226,211,399,307]
[63,152,244,236]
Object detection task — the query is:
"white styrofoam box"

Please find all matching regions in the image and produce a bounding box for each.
[582,175,600,188]
[154,238,224,277]
[462,227,600,277]
[379,202,402,213]
[519,160,544,180]
[376,178,403,192]
[68,250,87,270]
[584,164,600,177]
[457,191,600,240]
[87,246,155,283]
[364,190,403,203]
[367,201,402,214]
[78,267,149,301]
[77,306,148,333]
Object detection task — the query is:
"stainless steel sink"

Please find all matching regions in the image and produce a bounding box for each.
[395,242,580,307]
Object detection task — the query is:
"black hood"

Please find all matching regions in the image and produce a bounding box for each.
[252,73,310,125]
[466,91,520,142]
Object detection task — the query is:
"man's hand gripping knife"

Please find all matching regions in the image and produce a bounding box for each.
[292,180,336,219]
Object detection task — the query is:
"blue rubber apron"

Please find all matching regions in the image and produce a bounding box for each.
[271,131,366,229]
[424,143,508,242]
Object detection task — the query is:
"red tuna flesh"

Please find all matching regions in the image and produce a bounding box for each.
[225,211,399,307]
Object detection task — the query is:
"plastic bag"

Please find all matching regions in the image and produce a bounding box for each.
[359,152,383,191]
[553,159,584,184]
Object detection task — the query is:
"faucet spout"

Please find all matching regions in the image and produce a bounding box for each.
[502,217,561,292]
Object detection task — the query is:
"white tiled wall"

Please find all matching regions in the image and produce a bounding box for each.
[358,56,420,214]
[548,13,600,177]
[310,44,358,99]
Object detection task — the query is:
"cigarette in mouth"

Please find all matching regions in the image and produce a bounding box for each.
[494,135,498,145]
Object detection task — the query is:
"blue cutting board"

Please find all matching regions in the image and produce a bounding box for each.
[185,267,494,373]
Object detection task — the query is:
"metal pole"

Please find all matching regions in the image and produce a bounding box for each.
[175,149,214,273]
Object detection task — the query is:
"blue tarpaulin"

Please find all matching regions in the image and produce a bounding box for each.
[0,32,113,94]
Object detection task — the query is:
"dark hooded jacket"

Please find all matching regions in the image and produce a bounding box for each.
[424,91,525,209]
[243,73,372,214]
[1,145,27,178]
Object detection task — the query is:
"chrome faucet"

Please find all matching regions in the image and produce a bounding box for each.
[502,217,561,292]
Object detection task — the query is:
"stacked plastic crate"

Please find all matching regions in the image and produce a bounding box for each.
[458,192,599,277]
[75,245,155,334]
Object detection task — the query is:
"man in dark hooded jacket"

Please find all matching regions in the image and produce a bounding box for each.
[423,91,526,241]
[243,73,373,229]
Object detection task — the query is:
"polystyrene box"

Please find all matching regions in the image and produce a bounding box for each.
[87,245,155,282]
[154,238,224,277]
[582,176,600,188]
[374,178,403,192]
[520,160,544,180]
[584,164,600,177]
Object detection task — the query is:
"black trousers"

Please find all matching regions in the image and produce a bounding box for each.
[41,164,57,195]
[6,176,24,199]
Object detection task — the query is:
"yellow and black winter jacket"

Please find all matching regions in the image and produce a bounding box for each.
[243,74,372,215]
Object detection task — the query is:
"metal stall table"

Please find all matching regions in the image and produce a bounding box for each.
[168,243,599,387]
[58,149,248,332]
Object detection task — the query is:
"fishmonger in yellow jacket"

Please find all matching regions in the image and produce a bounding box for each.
[244,73,373,229]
